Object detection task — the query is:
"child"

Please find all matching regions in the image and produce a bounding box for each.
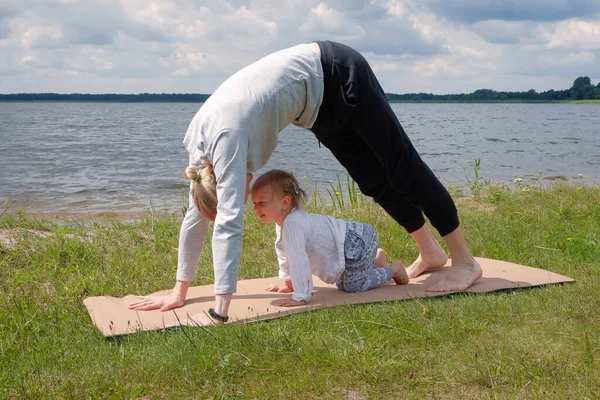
[251,169,409,307]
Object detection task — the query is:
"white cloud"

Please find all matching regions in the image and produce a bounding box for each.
[545,20,600,49]
[0,0,598,94]
[414,57,476,78]
[426,0,600,23]
[300,3,361,39]
[470,20,542,44]
[557,51,596,65]
[18,22,64,48]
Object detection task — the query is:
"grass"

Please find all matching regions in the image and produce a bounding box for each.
[561,99,600,104]
[1,178,600,399]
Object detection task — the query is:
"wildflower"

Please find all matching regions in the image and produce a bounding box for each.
[422,307,430,317]
[567,237,572,241]
[335,191,340,195]
[514,178,522,183]
[577,187,582,191]
[578,174,583,178]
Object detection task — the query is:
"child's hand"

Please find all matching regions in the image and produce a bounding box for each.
[283,280,294,292]
[274,299,307,307]
[266,281,293,293]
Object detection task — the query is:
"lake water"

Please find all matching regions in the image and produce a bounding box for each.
[0,102,598,216]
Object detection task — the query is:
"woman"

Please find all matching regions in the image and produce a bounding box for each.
[129,41,481,322]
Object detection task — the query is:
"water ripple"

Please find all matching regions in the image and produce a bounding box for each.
[1,102,598,214]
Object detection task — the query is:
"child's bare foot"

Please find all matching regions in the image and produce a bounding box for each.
[390,260,409,285]
[406,250,448,279]
[376,248,388,268]
[426,258,482,292]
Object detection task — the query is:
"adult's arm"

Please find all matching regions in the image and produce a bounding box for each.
[210,129,249,297]
[130,129,248,315]
[177,199,210,282]
[128,186,210,311]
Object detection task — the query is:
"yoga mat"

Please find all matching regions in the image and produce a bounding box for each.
[84,257,574,337]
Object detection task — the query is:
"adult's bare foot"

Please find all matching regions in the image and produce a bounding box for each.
[376,248,388,268]
[406,250,448,279]
[426,258,482,292]
[390,260,409,285]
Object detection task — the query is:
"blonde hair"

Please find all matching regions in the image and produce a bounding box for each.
[184,160,217,221]
[251,169,306,209]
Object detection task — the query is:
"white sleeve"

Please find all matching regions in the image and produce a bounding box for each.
[281,221,313,302]
[211,129,249,294]
[176,182,210,281]
[275,225,290,280]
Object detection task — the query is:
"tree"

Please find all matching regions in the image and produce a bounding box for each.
[571,76,595,100]
[524,88,539,100]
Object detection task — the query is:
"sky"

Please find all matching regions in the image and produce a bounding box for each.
[1,0,599,94]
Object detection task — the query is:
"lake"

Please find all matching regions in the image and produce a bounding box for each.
[0,102,598,216]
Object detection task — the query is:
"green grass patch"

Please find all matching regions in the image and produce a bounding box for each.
[561,99,600,104]
[2,182,600,398]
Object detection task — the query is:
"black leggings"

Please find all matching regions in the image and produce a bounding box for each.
[310,40,459,236]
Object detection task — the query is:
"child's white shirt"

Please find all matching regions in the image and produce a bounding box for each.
[275,209,346,302]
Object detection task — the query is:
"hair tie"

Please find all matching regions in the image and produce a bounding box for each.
[194,170,202,182]
[293,182,299,195]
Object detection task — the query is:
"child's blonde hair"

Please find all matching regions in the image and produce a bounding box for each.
[184,160,217,221]
[251,170,306,209]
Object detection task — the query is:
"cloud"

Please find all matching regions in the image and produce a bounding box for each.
[426,0,600,23]
[300,3,357,38]
[0,17,10,39]
[544,19,600,49]
[7,0,168,49]
[325,0,389,20]
[0,0,599,94]
[299,1,443,56]
[470,20,542,44]
[0,2,23,18]
[0,1,28,40]
[349,21,443,56]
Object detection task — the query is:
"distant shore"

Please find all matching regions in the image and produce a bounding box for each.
[4,76,599,102]
[2,94,599,104]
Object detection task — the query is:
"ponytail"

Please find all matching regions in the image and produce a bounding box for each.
[184,160,218,221]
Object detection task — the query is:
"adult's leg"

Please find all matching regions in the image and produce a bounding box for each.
[351,57,481,289]
[313,41,480,290]
[313,41,449,278]
[353,61,481,289]
[312,127,447,268]
[315,127,452,281]
[313,41,456,234]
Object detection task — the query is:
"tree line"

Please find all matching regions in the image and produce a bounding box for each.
[0,93,211,102]
[1,77,598,102]
[385,76,600,102]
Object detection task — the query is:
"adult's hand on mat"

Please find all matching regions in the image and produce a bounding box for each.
[128,293,184,312]
[129,280,190,311]
[274,299,306,307]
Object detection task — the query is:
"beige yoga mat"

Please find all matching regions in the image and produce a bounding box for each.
[84,257,573,337]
